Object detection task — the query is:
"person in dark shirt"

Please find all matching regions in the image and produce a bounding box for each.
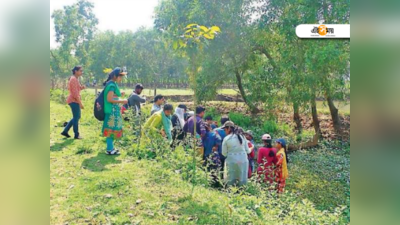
[183,106,207,157]
[126,83,146,116]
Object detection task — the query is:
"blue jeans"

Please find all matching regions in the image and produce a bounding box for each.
[63,103,81,138]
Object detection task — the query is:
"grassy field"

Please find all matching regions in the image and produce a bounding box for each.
[50,91,350,224]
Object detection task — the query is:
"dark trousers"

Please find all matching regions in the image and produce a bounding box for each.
[63,103,81,138]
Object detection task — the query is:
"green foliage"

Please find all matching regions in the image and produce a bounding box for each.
[51,0,98,77]
[262,120,278,134]
[204,107,221,122]
[228,112,252,128]
[50,89,66,104]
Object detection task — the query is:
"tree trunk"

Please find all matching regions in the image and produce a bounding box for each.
[234,69,260,114]
[51,79,55,90]
[326,94,342,138]
[153,80,157,96]
[311,97,322,139]
[293,102,302,133]
[288,133,318,151]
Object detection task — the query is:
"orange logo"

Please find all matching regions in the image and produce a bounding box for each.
[318,25,327,36]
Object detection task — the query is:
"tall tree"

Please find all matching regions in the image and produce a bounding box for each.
[155,0,262,113]
[51,0,98,77]
[257,0,350,137]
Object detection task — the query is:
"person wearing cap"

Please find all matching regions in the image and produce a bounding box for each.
[171,104,187,147]
[151,95,165,115]
[61,66,86,139]
[102,67,128,155]
[244,130,256,178]
[143,104,174,142]
[183,106,207,156]
[126,83,146,116]
[275,138,289,193]
[257,134,278,184]
[221,121,251,186]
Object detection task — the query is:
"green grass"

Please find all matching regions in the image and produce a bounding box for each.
[316,101,350,115]
[50,92,350,224]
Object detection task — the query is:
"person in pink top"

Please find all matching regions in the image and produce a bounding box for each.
[61,66,86,139]
[257,134,277,184]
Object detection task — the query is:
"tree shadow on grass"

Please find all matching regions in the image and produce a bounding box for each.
[81,152,122,172]
[50,138,74,152]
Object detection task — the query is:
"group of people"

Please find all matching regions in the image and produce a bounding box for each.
[61,66,289,193]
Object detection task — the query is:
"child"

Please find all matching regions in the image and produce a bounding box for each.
[257,134,277,184]
[275,138,289,193]
[102,67,128,155]
[244,130,256,178]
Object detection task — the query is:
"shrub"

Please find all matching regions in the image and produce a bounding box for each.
[50,89,66,104]
[229,112,252,128]
[204,107,221,124]
[262,120,278,134]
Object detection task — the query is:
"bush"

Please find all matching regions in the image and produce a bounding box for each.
[263,120,278,134]
[229,112,252,128]
[204,107,221,124]
[50,89,66,104]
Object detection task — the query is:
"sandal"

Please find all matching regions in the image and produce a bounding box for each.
[106,150,120,155]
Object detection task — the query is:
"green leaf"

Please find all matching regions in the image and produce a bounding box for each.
[173,41,178,50]
[179,39,186,48]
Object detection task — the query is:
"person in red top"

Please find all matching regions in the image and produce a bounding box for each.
[257,134,277,184]
[61,66,85,139]
[244,131,255,178]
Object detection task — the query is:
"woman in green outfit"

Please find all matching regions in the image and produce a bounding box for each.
[102,67,128,155]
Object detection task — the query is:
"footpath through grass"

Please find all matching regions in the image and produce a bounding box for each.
[50,94,350,224]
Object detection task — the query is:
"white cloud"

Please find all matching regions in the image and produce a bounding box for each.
[50,0,159,48]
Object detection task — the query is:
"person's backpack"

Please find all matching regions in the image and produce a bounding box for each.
[94,83,112,121]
